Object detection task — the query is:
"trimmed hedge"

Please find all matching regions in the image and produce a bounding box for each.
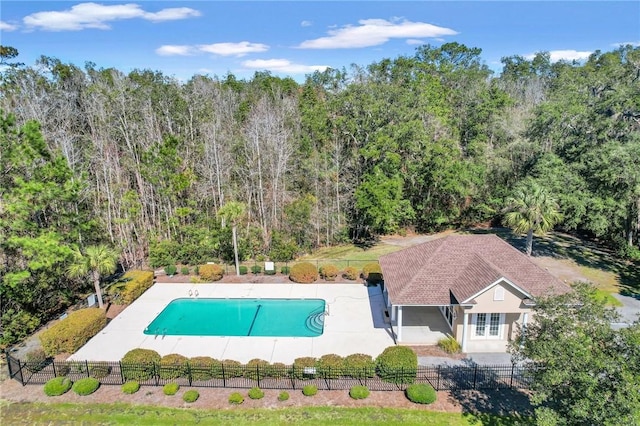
[289,262,318,284]
[238,265,248,275]
[163,382,180,395]
[248,387,265,399]
[40,308,107,357]
[342,266,359,281]
[302,384,318,396]
[292,357,317,379]
[183,389,199,403]
[122,381,140,394]
[72,377,100,396]
[319,264,339,281]
[245,358,270,380]
[119,270,155,304]
[43,377,72,396]
[229,392,244,404]
[316,354,344,378]
[199,264,224,281]
[189,356,216,381]
[344,353,376,378]
[362,263,383,284]
[349,385,370,399]
[158,353,189,379]
[121,348,161,381]
[375,346,417,384]
[406,383,437,404]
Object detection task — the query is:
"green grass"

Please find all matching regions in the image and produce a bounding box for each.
[298,242,402,270]
[0,401,529,425]
[590,288,623,307]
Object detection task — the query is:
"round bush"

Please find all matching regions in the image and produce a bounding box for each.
[267,362,290,379]
[293,357,317,379]
[302,384,318,397]
[43,377,72,396]
[121,348,161,381]
[180,266,190,275]
[199,263,224,281]
[183,389,200,403]
[165,265,177,276]
[221,360,243,378]
[88,362,111,379]
[342,266,359,281]
[344,353,376,378]
[229,392,244,404]
[189,356,216,381]
[248,387,265,400]
[319,264,339,281]
[163,382,180,396]
[159,353,189,379]
[289,262,318,284]
[238,265,248,275]
[25,348,48,373]
[362,263,383,284]
[405,383,437,404]
[376,346,417,384]
[72,377,100,396]
[278,391,290,401]
[121,381,140,394]
[245,358,270,380]
[251,265,262,274]
[349,385,370,400]
[316,354,344,379]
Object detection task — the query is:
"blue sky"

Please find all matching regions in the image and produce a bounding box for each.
[1,1,639,81]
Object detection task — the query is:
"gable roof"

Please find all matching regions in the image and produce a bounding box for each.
[379,234,571,305]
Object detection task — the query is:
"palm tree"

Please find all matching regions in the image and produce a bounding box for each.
[68,244,119,309]
[502,182,562,256]
[217,201,246,276]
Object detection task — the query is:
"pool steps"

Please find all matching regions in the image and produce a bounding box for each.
[305,309,326,334]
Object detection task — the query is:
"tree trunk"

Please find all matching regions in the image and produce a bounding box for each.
[232,225,240,276]
[526,228,534,256]
[93,270,104,309]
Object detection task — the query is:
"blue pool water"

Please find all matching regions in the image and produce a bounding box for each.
[144,298,325,337]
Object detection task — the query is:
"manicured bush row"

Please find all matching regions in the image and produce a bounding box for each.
[319,264,339,281]
[199,263,224,281]
[343,353,376,378]
[39,308,107,357]
[375,346,418,384]
[289,262,318,284]
[72,377,100,396]
[43,377,72,396]
[158,353,189,379]
[121,348,161,381]
[342,266,359,281]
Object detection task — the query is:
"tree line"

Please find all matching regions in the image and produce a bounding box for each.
[1,43,639,346]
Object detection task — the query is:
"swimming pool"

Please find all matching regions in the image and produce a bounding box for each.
[144,298,325,337]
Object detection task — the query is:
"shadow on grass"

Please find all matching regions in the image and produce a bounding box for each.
[450,388,534,426]
[463,227,640,295]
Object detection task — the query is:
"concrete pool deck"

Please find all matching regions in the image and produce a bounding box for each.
[69,283,396,363]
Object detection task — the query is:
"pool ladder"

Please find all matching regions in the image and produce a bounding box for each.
[154,328,167,340]
[188,288,199,298]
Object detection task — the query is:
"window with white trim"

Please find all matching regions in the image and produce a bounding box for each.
[472,313,504,339]
[493,286,505,301]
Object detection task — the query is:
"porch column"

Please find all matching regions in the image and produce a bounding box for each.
[461,311,469,353]
[397,305,403,342]
[521,312,529,347]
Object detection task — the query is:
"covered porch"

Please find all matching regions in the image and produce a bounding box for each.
[391,305,451,344]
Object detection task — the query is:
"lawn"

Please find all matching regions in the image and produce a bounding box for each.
[0,401,529,425]
[297,240,403,270]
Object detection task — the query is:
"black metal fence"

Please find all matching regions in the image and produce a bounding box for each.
[6,354,532,391]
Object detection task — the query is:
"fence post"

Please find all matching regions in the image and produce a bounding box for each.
[51,359,57,378]
[188,362,192,387]
[473,364,478,389]
[85,360,90,378]
[221,363,226,388]
[510,363,515,388]
[256,364,260,388]
[436,365,440,391]
[119,361,125,384]
[154,362,159,386]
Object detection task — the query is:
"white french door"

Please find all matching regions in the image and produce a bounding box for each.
[471,313,504,339]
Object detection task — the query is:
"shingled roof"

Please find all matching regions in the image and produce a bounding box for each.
[379,234,571,305]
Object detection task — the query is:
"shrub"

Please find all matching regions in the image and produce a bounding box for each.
[88,362,111,379]
[121,348,161,381]
[267,362,290,379]
[72,377,100,396]
[25,348,48,373]
[180,266,190,275]
[248,387,265,399]
[245,358,270,380]
[221,360,243,378]
[278,391,290,401]
[302,384,318,396]
[1,309,40,348]
[165,265,177,276]
[44,377,73,396]
[163,382,180,396]
[264,268,276,276]
[55,363,71,377]
[117,270,155,304]
[293,357,317,379]
[199,264,224,281]
[229,392,244,404]
[238,265,248,275]
[437,336,461,354]
[121,381,140,394]
[316,354,344,379]
[319,264,339,281]
[281,266,290,275]
[189,356,216,381]
[251,265,262,274]
[183,389,199,403]
[342,266,359,281]
[289,262,318,284]
[376,346,417,384]
[405,383,437,404]
[40,308,107,357]
[344,353,376,378]
[349,385,370,400]
[362,263,383,284]
[158,353,189,379]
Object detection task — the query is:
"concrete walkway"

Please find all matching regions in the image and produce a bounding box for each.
[419,352,514,366]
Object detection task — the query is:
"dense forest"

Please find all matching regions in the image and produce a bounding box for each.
[1,43,639,346]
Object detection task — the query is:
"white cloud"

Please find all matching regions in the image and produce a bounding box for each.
[406,39,425,45]
[198,41,269,57]
[298,18,457,49]
[0,21,19,31]
[156,45,196,56]
[22,2,200,31]
[525,50,592,62]
[301,20,312,27]
[242,58,329,74]
[612,41,640,47]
